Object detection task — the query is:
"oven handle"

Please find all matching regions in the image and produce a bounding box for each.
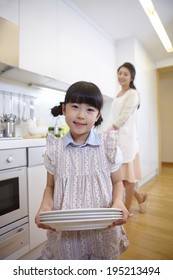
[1,167,25,174]
[0,167,26,181]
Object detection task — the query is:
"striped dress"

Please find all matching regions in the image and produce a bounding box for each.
[42,131,129,260]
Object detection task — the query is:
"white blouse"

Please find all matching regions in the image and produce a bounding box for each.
[111,88,140,163]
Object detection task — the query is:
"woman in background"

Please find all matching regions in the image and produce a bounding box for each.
[108,62,147,215]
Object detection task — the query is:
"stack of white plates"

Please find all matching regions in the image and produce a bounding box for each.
[39,208,123,231]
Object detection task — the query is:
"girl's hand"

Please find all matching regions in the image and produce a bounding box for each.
[109,201,130,227]
[35,207,56,231]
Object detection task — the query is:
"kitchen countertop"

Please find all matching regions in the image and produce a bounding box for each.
[0,137,46,149]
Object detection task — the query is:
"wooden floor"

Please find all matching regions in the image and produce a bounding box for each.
[120,163,173,260]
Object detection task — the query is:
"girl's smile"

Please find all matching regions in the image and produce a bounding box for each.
[73,121,87,127]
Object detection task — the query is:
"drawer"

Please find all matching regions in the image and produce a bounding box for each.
[0,148,27,170]
[27,146,46,166]
[0,223,29,260]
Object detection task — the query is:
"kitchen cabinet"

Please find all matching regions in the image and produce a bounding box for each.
[1,0,116,98]
[0,0,19,25]
[57,0,116,97]
[19,0,58,79]
[82,22,116,98]
[57,0,84,84]
[27,146,47,251]
[0,0,19,69]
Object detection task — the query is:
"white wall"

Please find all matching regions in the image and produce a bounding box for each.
[156,58,173,69]
[135,39,159,185]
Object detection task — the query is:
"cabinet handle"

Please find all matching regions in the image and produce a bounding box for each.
[7,156,13,163]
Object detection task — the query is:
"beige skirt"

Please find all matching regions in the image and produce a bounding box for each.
[119,153,142,183]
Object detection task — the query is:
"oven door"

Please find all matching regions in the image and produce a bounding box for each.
[0,167,28,229]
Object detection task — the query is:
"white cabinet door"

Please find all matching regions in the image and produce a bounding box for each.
[83,22,116,98]
[57,0,116,97]
[19,0,58,79]
[27,165,47,251]
[57,0,84,84]
[0,0,19,24]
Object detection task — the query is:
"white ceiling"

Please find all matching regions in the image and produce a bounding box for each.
[71,0,173,63]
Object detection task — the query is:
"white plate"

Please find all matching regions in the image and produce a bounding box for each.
[40,208,122,216]
[41,217,122,231]
[40,212,122,219]
[40,214,123,221]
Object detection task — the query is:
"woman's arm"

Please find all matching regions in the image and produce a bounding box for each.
[35,171,55,230]
[113,90,139,129]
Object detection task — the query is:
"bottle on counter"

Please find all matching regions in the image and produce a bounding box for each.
[54,116,65,137]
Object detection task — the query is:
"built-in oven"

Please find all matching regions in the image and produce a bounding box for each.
[0,148,29,259]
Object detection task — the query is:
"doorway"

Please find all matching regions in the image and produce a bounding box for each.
[157,66,173,169]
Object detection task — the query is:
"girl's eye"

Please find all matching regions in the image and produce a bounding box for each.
[71,104,79,109]
[87,108,95,112]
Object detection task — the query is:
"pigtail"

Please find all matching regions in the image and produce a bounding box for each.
[94,115,103,127]
[51,102,64,117]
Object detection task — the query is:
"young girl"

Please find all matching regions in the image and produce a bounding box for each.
[35,81,129,260]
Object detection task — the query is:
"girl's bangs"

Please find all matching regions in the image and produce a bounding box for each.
[66,89,102,110]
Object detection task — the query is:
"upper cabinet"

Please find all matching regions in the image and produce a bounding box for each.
[19,0,58,79]
[0,0,116,98]
[57,0,116,97]
[82,21,116,97]
[0,0,19,24]
[0,0,19,69]
[57,0,84,84]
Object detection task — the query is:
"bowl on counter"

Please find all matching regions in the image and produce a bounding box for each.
[27,126,48,137]
[36,118,47,127]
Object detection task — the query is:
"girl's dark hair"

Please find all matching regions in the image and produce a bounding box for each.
[117,62,140,109]
[117,62,136,89]
[51,81,103,126]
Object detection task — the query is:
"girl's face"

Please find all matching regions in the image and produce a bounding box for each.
[63,103,100,143]
[117,67,131,88]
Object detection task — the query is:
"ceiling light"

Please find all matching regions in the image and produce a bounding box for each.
[139,0,173,52]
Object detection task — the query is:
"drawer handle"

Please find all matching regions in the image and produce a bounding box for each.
[7,156,13,163]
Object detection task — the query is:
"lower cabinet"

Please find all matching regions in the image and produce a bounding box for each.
[27,147,47,251]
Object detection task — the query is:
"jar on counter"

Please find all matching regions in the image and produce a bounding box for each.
[4,121,15,137]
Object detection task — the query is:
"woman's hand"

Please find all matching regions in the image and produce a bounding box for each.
[106,126,114,132]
